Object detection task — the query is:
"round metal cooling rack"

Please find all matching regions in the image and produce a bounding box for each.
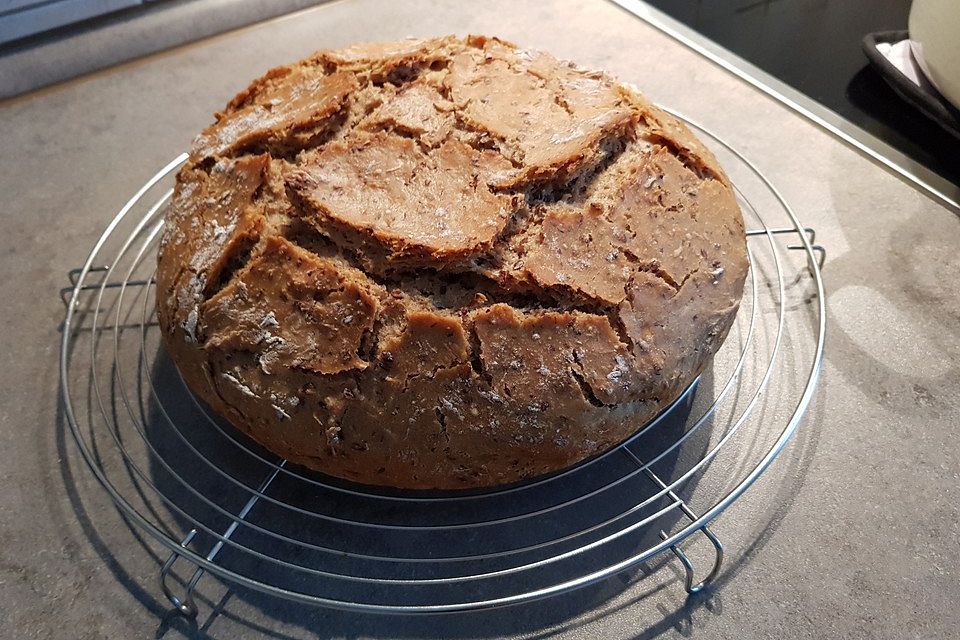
[59,109,826,618]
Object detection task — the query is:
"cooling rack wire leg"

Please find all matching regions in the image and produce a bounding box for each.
[658,525,724,595]
[61,265,156,309]
[160,530,200,618]
[746,226,826,271]
[621,447,724,595]
[159,463,285,617]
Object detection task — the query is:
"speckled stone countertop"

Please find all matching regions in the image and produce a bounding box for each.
[1,1,957,638]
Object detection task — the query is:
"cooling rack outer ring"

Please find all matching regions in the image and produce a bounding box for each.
[59,110,826,615]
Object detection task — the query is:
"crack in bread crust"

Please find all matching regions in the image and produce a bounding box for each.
[156,35,749,489]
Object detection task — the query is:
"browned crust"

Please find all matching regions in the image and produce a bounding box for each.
[156,35,749,489]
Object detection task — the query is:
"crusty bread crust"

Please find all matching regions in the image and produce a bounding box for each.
[156,35,748,489]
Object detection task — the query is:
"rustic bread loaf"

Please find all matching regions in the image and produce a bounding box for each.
[156,35,748,490]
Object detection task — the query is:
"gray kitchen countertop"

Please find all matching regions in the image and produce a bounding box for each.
[1,0,958,638]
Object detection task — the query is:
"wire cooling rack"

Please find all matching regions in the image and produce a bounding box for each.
[59,109,825,618]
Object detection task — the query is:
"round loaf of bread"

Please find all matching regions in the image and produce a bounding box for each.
[156,35,748,490]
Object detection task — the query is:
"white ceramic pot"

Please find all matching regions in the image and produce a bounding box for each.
[909,0,960,108]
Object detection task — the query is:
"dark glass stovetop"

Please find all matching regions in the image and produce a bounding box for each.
[644,0,960,190]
